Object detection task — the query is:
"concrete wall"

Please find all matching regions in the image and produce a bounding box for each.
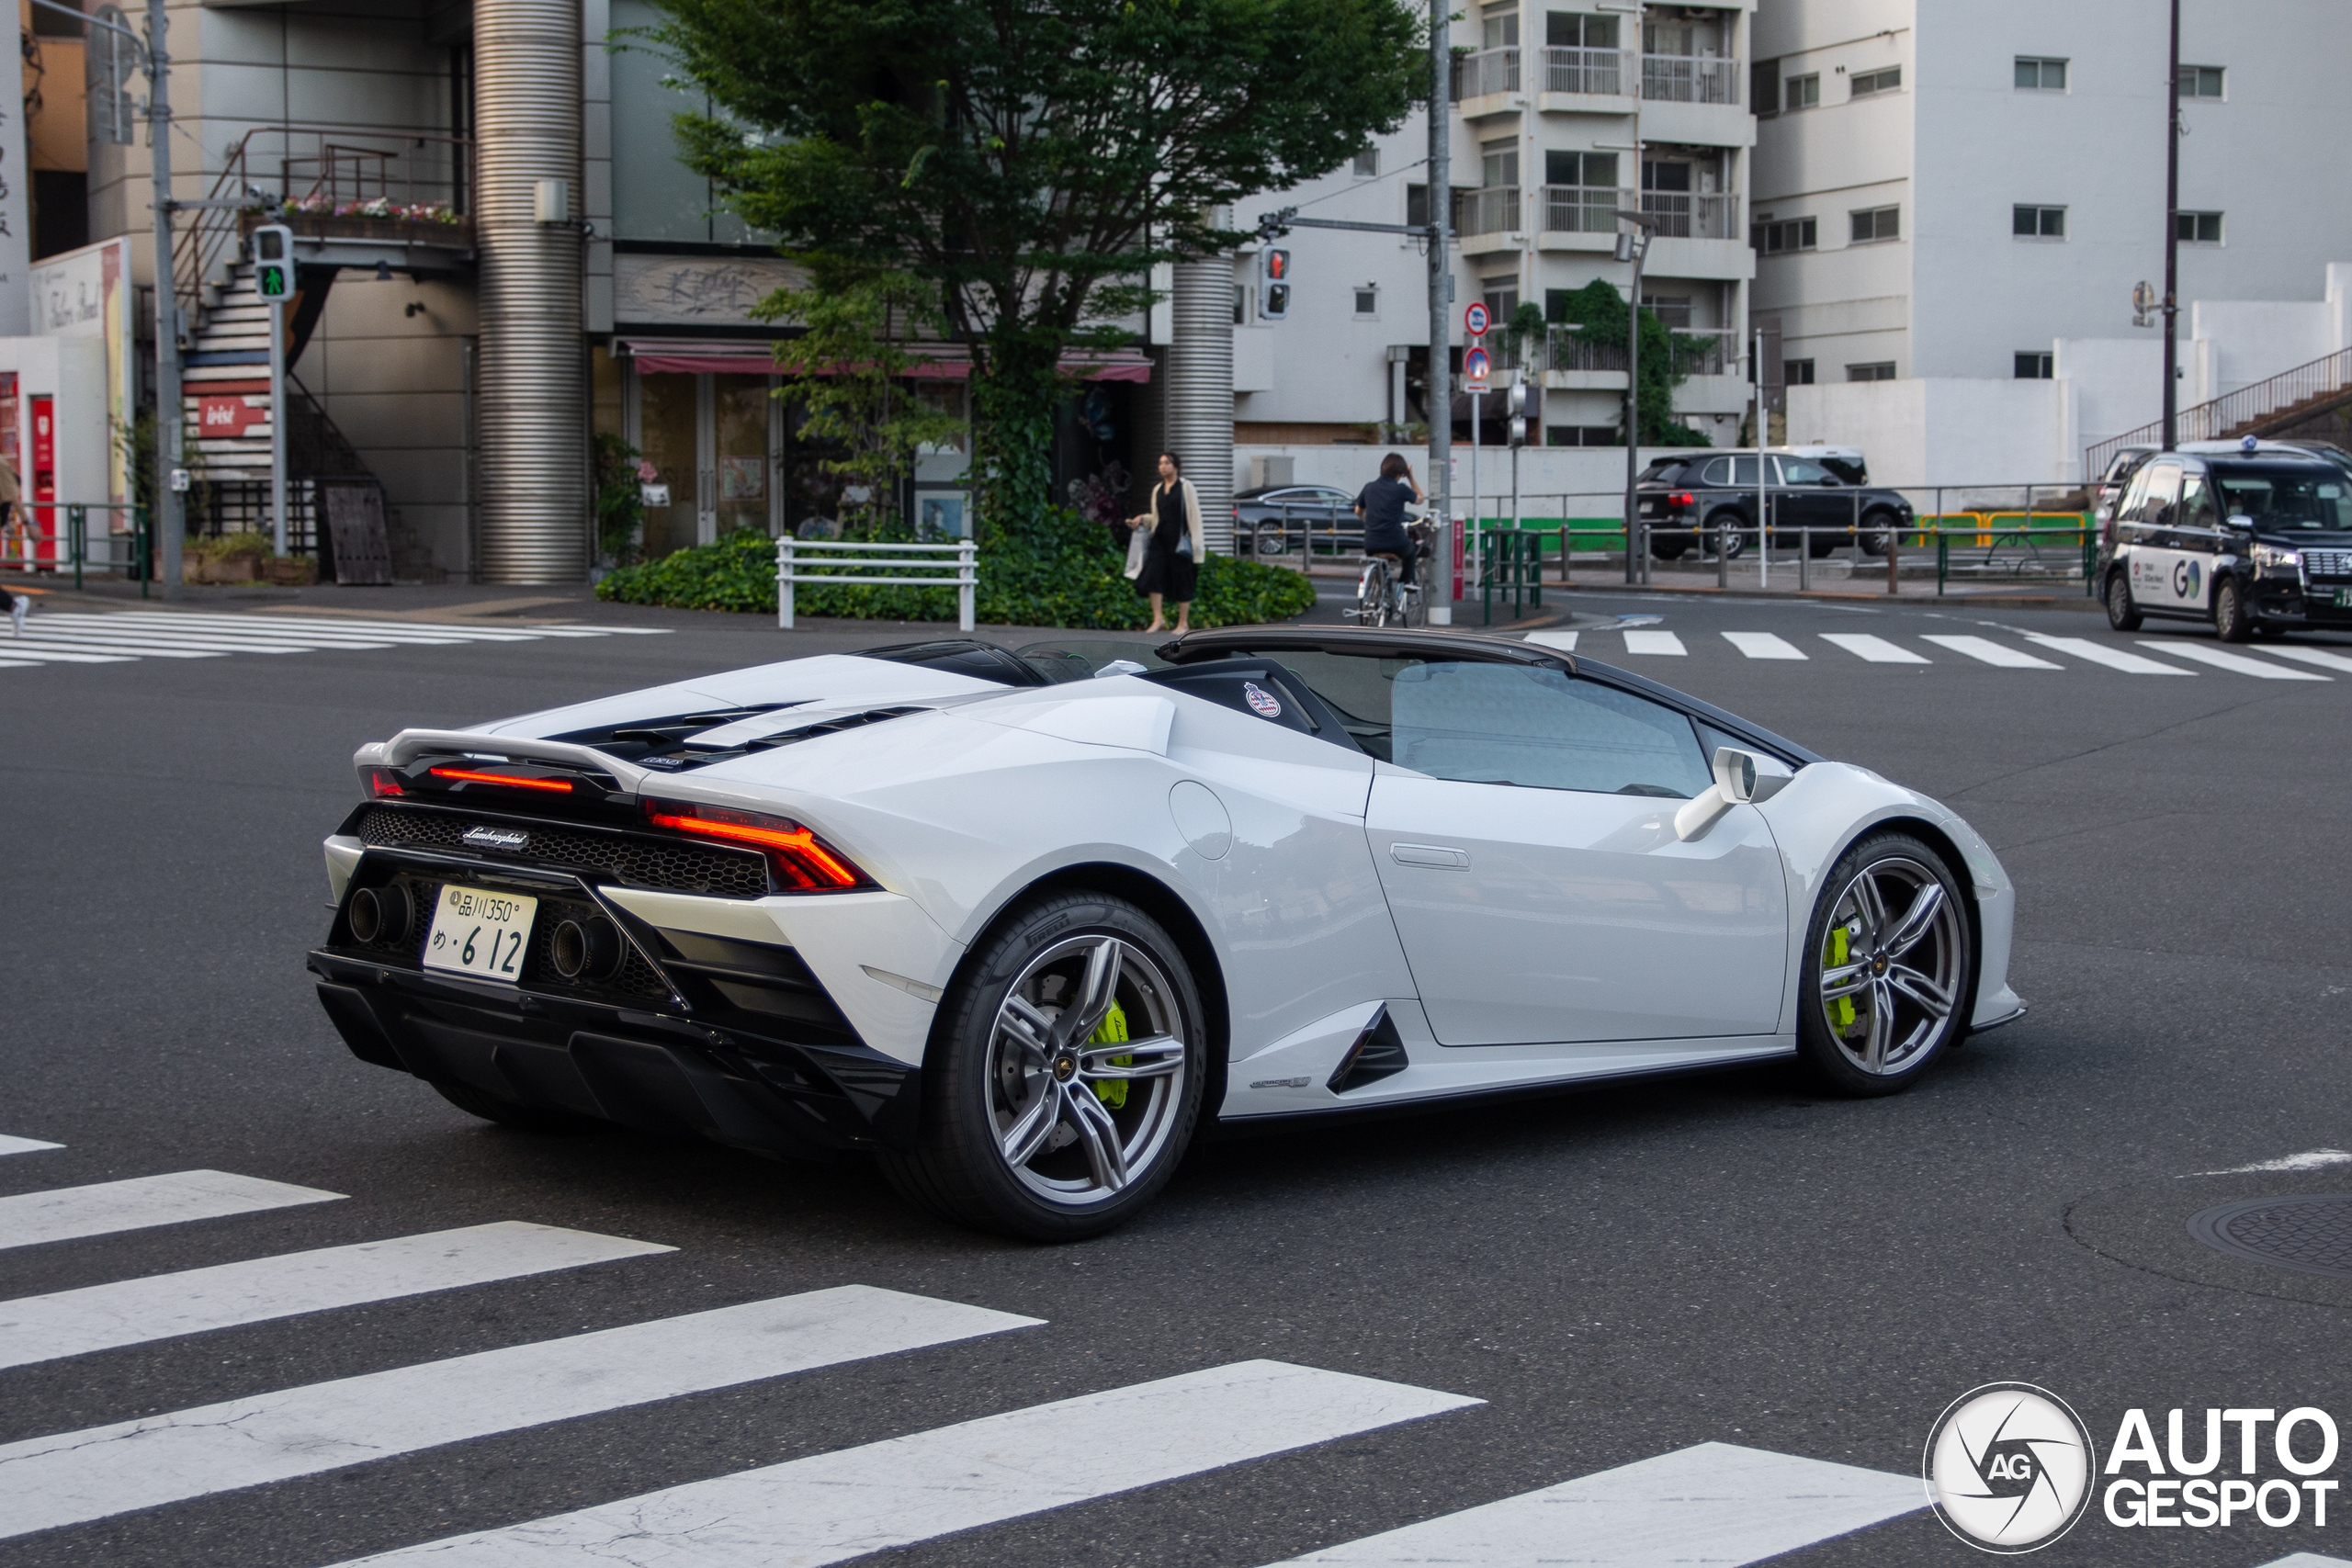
[1234,442,1690,518]
[1785,376,2062,489]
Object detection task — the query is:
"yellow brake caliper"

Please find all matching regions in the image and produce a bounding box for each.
[1090,998,1132,1110]
[1828,925,1857,1034]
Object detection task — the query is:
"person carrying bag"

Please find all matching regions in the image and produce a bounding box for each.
[1126,450,1205,634]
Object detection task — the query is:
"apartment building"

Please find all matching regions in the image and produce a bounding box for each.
[1231,1,1757,498]
[1752,0,2352,484]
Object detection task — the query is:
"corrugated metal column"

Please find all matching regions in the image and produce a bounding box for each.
[1167,258,1234,554]
[475,0,585,582]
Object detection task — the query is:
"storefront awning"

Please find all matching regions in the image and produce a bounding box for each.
[617,338,1152,382]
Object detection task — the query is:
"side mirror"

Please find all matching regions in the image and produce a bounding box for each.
[2227,513,2256,530]
[1675,748,1792,840]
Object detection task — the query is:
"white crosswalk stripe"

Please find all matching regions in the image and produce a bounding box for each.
[1264,1441,1924,1566]
[2140,640,2330,680]
[2257,1555,2352,1567]
[0,1170,343,1251]
[2265,645,2352,675]
[1919,634,2063,668]
[0,1284,1040,1540]
[1724,631,1806,660]
[0,1134,61,1156]
[2021,633,2197,674]
[327,1360,1481,1568]
[0,612,668,670]
[1622,629,1687,656]
[0,1222,673,1370]
[1822,632,1930,664]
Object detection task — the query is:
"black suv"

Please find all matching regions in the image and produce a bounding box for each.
[1634,451,1915,559]
[2100,448,2352,640]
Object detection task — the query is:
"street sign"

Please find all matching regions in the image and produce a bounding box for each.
[1464,302,1489,337]
[1464,345,1490,388]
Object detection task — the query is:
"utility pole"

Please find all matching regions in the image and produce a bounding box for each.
[2160,0,2180,451]
[146,0,182,593]
[1427,0,1453,622]
[1615,210,1655,584]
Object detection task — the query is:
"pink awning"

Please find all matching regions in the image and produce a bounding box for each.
[618,339,1151,382]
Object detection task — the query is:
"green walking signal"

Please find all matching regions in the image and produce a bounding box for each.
[251,225,296,302]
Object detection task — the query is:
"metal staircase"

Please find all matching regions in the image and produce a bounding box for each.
[2086,345,2352,476]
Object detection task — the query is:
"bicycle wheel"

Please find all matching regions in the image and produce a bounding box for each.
[1355,559,1390,626]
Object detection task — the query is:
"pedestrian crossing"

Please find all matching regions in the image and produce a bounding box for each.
[0,610,670,670]
[0,1130,2307,1565]
[1527,626,2350,680]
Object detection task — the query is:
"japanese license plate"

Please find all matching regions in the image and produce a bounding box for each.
[423,885,537,982]
[2335,587,2352,608]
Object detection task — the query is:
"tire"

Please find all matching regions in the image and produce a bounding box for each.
[2105,570,2143,632]
[880,891,1206,1242]
[1649,538,1689,561]
[1795,832,1972,1098]
[430,1077,608,1134]
[1703,511,1747,559]
[2213,578,2253,643]
[1807,532,1838,559]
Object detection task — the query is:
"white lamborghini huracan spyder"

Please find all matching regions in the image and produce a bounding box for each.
[309,626,2022,1239]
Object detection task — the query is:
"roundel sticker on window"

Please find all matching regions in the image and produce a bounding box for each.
[1242,682,1283,719]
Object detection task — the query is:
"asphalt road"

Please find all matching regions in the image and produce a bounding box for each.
[3,587,2350,1567]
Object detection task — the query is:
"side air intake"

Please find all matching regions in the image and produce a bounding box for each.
[1326,1005,1410,1093]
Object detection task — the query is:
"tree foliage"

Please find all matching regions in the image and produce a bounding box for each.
[1551,279,1713,447]
[642,0,1425,531]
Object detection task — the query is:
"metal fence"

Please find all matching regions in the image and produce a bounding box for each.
[1642,54,1739,103]
[776,537,978,632]
[1541,184,1629,234]
[1459,187,1521,237]
[1541,46,1630,95]
[1641,191,1740,241]
[2083,344,2352,477]
[0,502,152,594]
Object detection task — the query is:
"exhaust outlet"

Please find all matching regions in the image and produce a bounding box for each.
[550,915,622,981]
[348,885,413,946]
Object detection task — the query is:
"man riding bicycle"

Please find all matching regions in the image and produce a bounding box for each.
[1354,453,1423,583]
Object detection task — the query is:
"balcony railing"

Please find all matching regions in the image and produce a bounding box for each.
[1544,330,1632,373]
[1540,46,1632,96]
[1542,185,1634,234]
[1640,191,1741,240]
[1642,54,1740,104]
[1671,328,1738,376]
[1459,186,1522,237]
[1457,46,1520,98]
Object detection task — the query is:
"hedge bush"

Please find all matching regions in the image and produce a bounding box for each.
[594,509,1317,630]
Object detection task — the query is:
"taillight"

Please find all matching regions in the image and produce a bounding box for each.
[361,766,405,798]
[428,766,573,794]
[1670,492,1693,510]
[643,798,873,892]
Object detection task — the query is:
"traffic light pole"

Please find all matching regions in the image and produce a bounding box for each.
[145,0,182,595]
[268,298,286,555]
[1427,0,1453,622]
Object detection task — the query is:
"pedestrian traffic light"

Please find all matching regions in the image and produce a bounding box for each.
[1260,246,1291,321]
[1508,379,1534,447]
[252,225,295,303]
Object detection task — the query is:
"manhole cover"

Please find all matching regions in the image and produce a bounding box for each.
[2188,1194,2352,1279]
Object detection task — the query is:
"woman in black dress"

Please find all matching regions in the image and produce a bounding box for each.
[1127,450,1204,633]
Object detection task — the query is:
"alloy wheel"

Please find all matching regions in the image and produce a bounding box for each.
[1816,855,1962,1076]
[986,934,1190,1205]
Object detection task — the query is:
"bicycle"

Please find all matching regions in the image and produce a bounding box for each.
[1349,519,1437,628]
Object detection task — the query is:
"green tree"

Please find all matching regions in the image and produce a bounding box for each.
[756,265,966,537]
[591,431,648,565]
[642,0,1424,538]
[1548,279,1712,446]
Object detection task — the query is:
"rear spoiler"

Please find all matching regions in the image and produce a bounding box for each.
[356,729,654,794]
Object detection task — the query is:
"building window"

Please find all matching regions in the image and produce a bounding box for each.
[1482,4,1519,50]
[1847,362,1897,382]
[1233,285,1248,326]
[1755,217,1817,254]
[1352,148,1380,177]
[1849,205,1900,243]
[2014,57,2067,91]
[1544,150,1618,189]
[1546,11,1618,48]
[1483,276,1520,320]
[2177,64,2225,98]
[1547,425,1623,446]
[1482,139,1519,191]
[2012,203,2065,239]
[1784,72,1820,108]
[1353,287,1379,318]
[1407,184,1476,231]
[2015,351,2053,378]
[1784,358,1816,385]
[1850,65,1901,96]
[1751,57,1779,113]
[2177,209,2223,243]
[1641,293,1691,329]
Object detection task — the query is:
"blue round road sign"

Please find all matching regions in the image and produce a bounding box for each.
[1464,345,1491,384]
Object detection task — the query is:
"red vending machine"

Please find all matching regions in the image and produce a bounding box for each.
[28,393,55,568]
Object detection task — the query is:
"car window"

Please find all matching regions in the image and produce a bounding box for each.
[1778,457,1833,485]
[1698,458,1730,486]
[2179,473,2219,529]
[1388,663,1712,797]
[2135,464,2182,523]
[2208,465,2352,531]
[1637,458,1686,483]
[1817,457,1867,485]
[1724,457,1760,486]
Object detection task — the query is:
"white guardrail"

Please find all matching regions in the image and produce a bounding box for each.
[776,537,978,632]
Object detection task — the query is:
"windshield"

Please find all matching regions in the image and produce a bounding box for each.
[2205,464,2352,531]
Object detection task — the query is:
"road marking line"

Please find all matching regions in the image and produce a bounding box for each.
[0,660,34,669]
[0,1284,1041,1540]
[1621,629,1687,656]
[0,1222,674,1370]
[27,619,390,652]
[0,1171,344,1251]
[76,615,529,646]
[1523,630,1578,651]
[0,1135,62,1156]
[1723,631,1806,660]
[2253,1554,2352,1567]
[1263,1441,1925,1566]
[2139,641,2329,680]
[1919,634,2062,669]
[2020,634,2195,674]
[2263,645,2352,675]
[1821,633,1929,664]
[0,644,137,663]
[548,625,673,634]
[326,1360,1482,1567]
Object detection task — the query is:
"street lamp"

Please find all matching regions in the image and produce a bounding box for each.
[1612,209,1658,584]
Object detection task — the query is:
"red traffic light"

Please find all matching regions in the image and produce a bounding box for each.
[1263,249,1289,281]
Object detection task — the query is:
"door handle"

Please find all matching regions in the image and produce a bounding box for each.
[1390,843,1470,869]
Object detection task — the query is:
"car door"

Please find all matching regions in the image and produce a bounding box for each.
[2124,462,2189,607]
[1772,456,1845,541]
[2175,468,2223,604]
[1363,660,1789,1046]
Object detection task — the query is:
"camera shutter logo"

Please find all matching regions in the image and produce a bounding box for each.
[1923,1382,2097,1552]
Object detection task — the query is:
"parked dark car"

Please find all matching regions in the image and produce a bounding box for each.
[1635,451,1916,559]
[1231,484,1361,556]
